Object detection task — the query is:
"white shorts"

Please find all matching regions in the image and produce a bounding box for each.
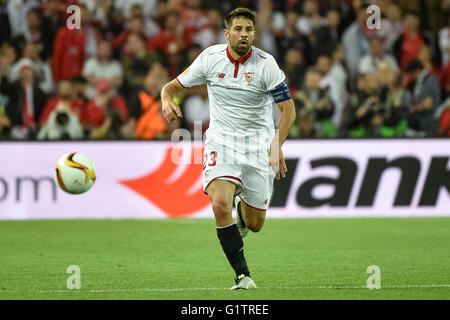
[202,140,275,211]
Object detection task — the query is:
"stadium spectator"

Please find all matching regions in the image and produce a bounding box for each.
[383,3,404,53]
[292,108,316,138]
[444,0,450,26]
[39,79,86,126]
[358,36,399,75]
[310,9,341,59]
[0,1,448,140]
[254,0,283,58]
[417,44,442,81]
[152,0,169,26]
[404,59,441,137]
[85,0,127,40]
[193,9,227,49]
[71,75,89,106]
[181,0,209,34]
[85,80,130,139]
[6,0,40,40]
[290,68,335,138]
[375,61,411,137]
[114,0,159,20]
[345,72,381,138]
[329,45,348,92]
[12,8,54,62]
[47,0,76,26]
[82,39,123,99]
[129,62,169,140]
[283,48,307,92]
[296,0,326,37]
[37,99,84,140]
[9,43,54,94]
[392,11,435,71]
[111,14,146,53]
[52,4,99,81]
[341,3,371,80]
[397,0,444,36]
[0,43,17,83]
[146,9,193,77]
[274,10,311,66]
[129,3,161,39]
[438,16,450,66]
[123,33,160,95]
[147,9,187,55]
[41,0,64,58]
[87,0,114,29]
[316,54,346,130]
[0,0,11,46]
[316,0,350,34]
[3,61,47,139]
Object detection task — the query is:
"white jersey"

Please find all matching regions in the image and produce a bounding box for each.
[177,44,285,151]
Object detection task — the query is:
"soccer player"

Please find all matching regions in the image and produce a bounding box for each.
[161,7,296,289]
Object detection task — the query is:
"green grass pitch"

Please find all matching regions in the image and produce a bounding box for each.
[0,218,449,300]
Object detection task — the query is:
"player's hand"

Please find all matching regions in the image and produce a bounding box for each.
[269,146,287,180]
[162,98,183,122]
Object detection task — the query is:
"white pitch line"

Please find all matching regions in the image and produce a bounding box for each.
[276,284,450,290]
[0,284,449,294]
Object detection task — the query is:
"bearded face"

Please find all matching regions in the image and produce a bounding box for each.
[224,17,255,57]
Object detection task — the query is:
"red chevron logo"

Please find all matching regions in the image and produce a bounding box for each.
[118,146,209,217]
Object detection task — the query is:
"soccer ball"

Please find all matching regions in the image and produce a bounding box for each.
[55,152,96,194]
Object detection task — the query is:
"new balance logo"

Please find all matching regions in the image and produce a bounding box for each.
[119,147,209,217]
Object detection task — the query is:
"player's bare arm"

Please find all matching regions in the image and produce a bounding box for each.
[270,98,296,179]
[161,79,184,122]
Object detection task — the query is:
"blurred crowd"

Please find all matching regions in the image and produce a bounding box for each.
[0,0,449,141]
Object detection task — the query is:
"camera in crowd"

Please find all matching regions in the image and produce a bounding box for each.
[37,102,84,140]
[55,110,69,127]
[54,110,71,140]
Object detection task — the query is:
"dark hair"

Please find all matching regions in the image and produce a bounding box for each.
[27,8,42,18]
[224,7,256,30]
[404,59,423,74]
[71,75,87,85]
[130,14,144,22]
[404,9,420,18]
[58,78,71,85]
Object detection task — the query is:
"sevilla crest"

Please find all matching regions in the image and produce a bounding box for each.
[244,72,254,83]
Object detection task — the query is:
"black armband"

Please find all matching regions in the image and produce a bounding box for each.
[269,81,291,103]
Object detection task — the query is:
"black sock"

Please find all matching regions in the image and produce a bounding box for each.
[236,200,246,228]
[216,223,250,277]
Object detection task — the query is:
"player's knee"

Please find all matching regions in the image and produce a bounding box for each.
[246,217,264,232]
[211,198,232,220]
[248,223,263,233]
